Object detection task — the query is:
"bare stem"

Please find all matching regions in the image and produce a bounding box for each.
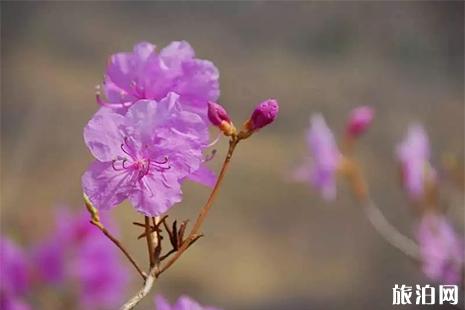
[120,267,157,310]
[144,216,155,268]
[363,198,419,260]
[342,157,420,261]
[83,195,147,280]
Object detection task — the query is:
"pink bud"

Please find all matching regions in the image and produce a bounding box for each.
[208,101,236,136]
[346,106,374,137]
[247,99,279,131]
[207,101,231,126]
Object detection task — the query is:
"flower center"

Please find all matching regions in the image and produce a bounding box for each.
[111,137,170,181]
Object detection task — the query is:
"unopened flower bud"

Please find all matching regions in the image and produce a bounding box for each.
[246,99,279,131]
[207,101,236,136]
[346,106,374,137]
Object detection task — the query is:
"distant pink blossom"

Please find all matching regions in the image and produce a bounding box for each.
[98,41,219,118]
[72,236,129,309]
[396,124,435,201]
[345,106,374,137]
[0,237,29,297]
[0,237,31,310]
[32,207,129,310]
[31,239,64,284]
[294,115,341,201]
[155,295,221,310]
[415,212,464,284]
[0,295,31,310]
[82,93,215,216]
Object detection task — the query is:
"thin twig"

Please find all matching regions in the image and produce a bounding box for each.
[120,267,157,310]
[144,216,155,268]
[120,217,166,310]
[157,138,238,276]
[341,156,420,261]
[84,195,146,280]
[363,199,420,260]
[152,216,163,266]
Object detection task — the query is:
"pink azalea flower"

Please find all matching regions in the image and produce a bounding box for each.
[294,115,342,201]
[396,124,435,201]
[31,207,100,284]
[82,93,215,216]
[415,213,464,284]
[155,295,221,310]
[98,41,219,118]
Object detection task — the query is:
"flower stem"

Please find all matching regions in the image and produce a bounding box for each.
[342,159,420,260]
[158,138,239,275]
[120,267,157,310]
[90,218,147,280]
[144,216,155,268]
[84,195,147,280]
[363,198,419,260]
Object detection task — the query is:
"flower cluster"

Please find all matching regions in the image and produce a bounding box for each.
[293,106,373,201]
[83,41,221,217]
[83,93,215,216]
[1,207,129,310]
[83,41,279,218]
[293,106,463,285]
[79,40,278,308]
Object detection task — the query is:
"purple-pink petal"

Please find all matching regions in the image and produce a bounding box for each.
[187,166,217,188]
[101,41,219,119]
[82,161,134,212]
[415,213,464,284]
[0,237,29,296]
[30,239,64,284]
[396,124,434,201]
[72,237,129,310]
[307,114,341,201]
[154,295,222,310]
[83,93,213,216]
[0,295,31,310]
[83,108,126,162]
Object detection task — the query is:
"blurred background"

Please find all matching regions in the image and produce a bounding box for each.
[1,2,463,309]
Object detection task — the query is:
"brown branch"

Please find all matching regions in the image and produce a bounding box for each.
[120,267,157,310]
[157,138,239,276]
[363,199,419,260]
[83,195,146,280]
[144,216,155,268]
[341,157,420,261]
